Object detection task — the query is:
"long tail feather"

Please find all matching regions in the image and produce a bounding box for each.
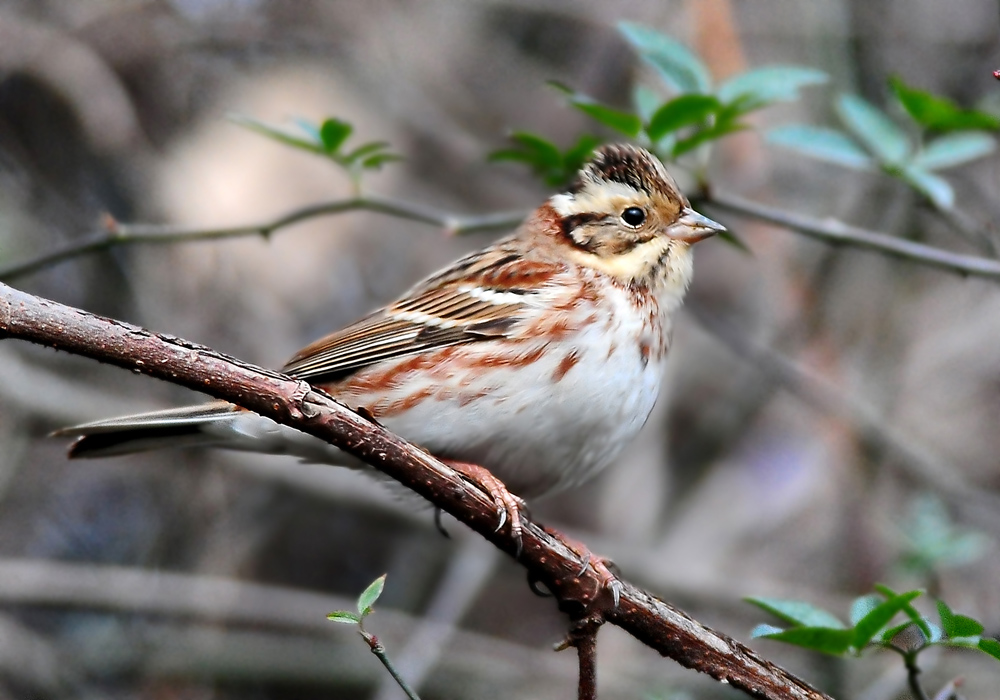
[54,403,243,459]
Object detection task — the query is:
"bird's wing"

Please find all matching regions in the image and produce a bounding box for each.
[281,244,563,383]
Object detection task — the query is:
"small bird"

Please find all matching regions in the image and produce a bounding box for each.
[59,144,723,544]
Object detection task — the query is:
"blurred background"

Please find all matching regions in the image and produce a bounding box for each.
[0,0,999,698]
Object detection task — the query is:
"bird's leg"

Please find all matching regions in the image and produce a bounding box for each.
[441,459,526,552]
[542,524,623,607]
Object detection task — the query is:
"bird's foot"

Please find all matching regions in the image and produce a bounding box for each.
[443,460,526,553]
[543,525,622,607]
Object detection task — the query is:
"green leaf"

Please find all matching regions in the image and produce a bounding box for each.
[357,574,387,616]
[900,166,955,210]
[571,99,642,137]
[618,22,711,94]
[717,66,828,112]
[751,623,786,638]
[891,77,1000,132]
[900,495,989,573]
[837,94,911,165]
[978,637,1000,661]
[850,595,882,626]
[327,610,360,624]
[361,153,403,170]
[344,141,391,164]
[672,121,746,157]
[950,615,986,638]
[562,134,601,171]
[229,114,324,155]
[490,132,600,187]
[912,133,995,170]
[766,125,876,170]
[745,597,847,629]
[937,600,985,638]
[874,585,932,639]
[757,626,856,655]
[647,94,722,142]
[319,118,353,153]
[490,132,562,168]
[853,590,922,648]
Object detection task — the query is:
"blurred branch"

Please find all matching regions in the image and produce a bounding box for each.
[0,557,570,690]
[704,191,1000,281]
[689,303,1000,532]
[0,195,527,282]
[5,182,1000,288]
[0,282,833,700]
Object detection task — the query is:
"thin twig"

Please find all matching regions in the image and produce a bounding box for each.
[0,195,527,282]
[0,282,833,700]
[359,626,422,700]
[556,617,602,700]
[9,180,1000,288]
[704,191,1000,282]
[902,650,932,700]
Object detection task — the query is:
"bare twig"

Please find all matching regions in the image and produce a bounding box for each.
[358,624,422,700]
[704,191,1000,282]
[0,195,526,282]
[9,180,1000,288]
[0,282,834,700]
[556,616,602,700]
[901,649,932,700]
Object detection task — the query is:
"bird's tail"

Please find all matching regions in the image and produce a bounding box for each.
[54,402,248,458]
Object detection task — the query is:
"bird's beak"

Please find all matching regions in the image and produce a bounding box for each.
[667,207,726,244]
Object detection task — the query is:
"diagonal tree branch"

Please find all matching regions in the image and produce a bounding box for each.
[703,191,1000,281]
[0,281,834,700]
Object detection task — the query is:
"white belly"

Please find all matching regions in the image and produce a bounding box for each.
[370,289,667,497]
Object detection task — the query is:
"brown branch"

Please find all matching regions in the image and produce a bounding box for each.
[0,195,527,282]
[704,191,1000,282]
[0,281,834,700]
[556,616,602,700]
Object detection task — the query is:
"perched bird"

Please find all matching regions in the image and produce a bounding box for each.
[59,143,723,543]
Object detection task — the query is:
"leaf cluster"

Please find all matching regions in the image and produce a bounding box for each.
[327,574,387,626]
[768,78,999,210]
[747,586,1000,663]
[490,23,827,186]
[229,115,401,186]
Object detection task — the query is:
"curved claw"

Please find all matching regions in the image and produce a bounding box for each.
[442,459,525,556]
[543,524,623,608]
[494,505,508,532]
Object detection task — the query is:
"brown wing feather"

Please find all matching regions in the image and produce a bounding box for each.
[281,240,565,383]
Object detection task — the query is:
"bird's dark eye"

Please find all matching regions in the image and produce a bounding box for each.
[621,207,646,227]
